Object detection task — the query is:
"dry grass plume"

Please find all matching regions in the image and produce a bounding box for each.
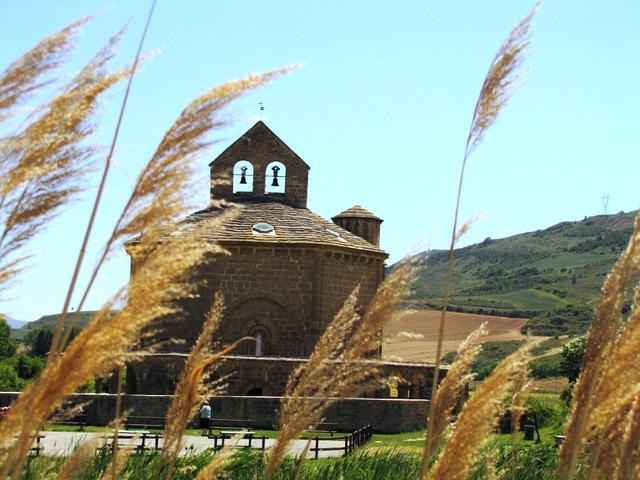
[0,17,90,119]
[424,5,539,467]
[56,68,294,352]
[264,263,415,478]
[0,227,220,477]
[421,324,486,472]
[159,291,252,479]
[428,342,536,480]
[0,27,130,294]
[559,212,640,478]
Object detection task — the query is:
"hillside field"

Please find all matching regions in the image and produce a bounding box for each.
[405,211,637,329]
[383,309,530,363]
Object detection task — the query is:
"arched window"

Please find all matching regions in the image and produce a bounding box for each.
[264,161,286,194]
[233,160,254,193]
[248,326,270,356]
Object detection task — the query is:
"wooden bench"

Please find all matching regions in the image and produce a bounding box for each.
[307,422,339,437]
[49,413,88,431]
[125,416,165,430]
[220,430,256,438]
[209,431,267,451]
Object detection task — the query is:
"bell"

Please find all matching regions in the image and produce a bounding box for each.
[239,166,247,184]
[271,165,280,187]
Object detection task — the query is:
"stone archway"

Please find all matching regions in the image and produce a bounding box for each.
[223,295,303,357]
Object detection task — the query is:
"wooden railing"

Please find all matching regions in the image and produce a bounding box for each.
[309,425,373,459]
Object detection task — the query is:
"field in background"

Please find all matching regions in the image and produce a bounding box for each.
[383,309,531,363]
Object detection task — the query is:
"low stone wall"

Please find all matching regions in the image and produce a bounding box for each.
[128,354,444,399]
[0,393,428,434]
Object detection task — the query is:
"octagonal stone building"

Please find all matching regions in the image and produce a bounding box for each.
[126,121,437,401]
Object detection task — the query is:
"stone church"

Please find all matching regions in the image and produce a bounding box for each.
[125,121,438,402]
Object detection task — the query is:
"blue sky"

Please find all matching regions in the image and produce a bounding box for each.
[1,0,638,321]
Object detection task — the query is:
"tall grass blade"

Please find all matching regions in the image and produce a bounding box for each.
[423,8,538,476]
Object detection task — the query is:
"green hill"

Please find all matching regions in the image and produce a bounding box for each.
[406,210,637,334]
[11,311,105,340]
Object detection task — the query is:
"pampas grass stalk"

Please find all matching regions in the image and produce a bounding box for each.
[195,432,245,480]
[574,283,640,478]
[0,17,90,120]
[423,6,538,475]
[617,394,640,480]
[428,342,536,480]
[0,27,130,295]
[54,436,102,480]
[52,0,158,357]
[264,263,415,478]
[559,212,640,478]
[421,324,486,471]
[57,66,293,352]
[159,292,252,480]
[0,227,219,478]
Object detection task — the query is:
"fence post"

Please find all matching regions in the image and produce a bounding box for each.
[261,436,266,451]
[314,436,319,460]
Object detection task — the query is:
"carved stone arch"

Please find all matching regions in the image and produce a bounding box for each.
[227,291,296,314]
[247,323,272,356]
[238,380,273,396]
[410,371,427,399]
[388,371,411,399]
[223,292,307,357]
[228,291,307,337]
[125,364,139,394]
[143,364,171,395]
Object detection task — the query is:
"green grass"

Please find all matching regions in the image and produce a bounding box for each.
[18,430,566,479]
[488,289,567,311]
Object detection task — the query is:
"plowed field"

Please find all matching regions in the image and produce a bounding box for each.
[383,310,529,362]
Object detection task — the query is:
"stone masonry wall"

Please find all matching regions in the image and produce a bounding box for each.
[0,392,429,434]
[207,248,314,357]
[316,253,382,345]
[148,246,384,360]
[129,354,445,399]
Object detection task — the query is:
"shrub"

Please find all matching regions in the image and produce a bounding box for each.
[524,396,569,429]
[0,362,23,391]
[560,335,587,382]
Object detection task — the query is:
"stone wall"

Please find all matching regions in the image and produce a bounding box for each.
[128,354,445,399]
[138,245,383,361]
[0,392,429,434]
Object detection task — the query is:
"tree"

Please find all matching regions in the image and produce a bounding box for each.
[560,335,587,382]
[15,353,44,380]
[0,317,16,357]
[0,362,22,391]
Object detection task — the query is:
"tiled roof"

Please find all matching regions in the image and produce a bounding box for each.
[180,201,387,255]
[332,205,382,221]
